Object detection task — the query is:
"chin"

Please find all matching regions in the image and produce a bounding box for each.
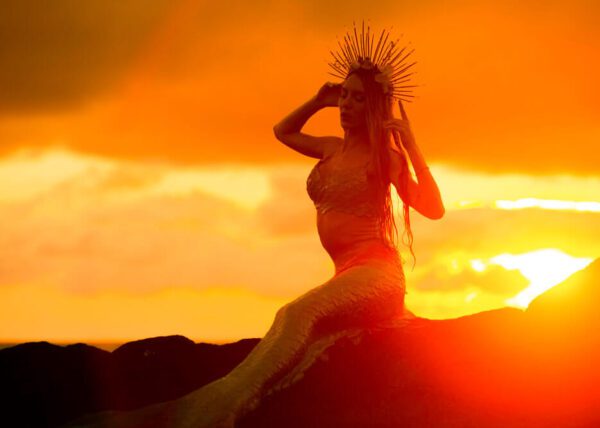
[341,119,356,128]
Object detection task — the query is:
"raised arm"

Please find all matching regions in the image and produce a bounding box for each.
[384,103,445,220]
[388,142,445,220]
[273,82,342,159]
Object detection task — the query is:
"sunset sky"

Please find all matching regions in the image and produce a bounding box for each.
[1,0,598,344]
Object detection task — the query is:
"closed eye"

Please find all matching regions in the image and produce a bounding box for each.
[340,88,365,102]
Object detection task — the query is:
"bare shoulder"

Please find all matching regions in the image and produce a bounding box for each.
[322,136,344,159]
[274,131,343,160]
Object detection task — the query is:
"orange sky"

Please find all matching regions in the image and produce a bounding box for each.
[0,0,598,344]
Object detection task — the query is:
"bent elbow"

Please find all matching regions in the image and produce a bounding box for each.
[428,204,445,220]
[431,206,446,220]
[273,125,281,140]
[273,125,292,144]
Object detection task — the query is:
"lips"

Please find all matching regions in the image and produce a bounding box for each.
[341,113,351,121]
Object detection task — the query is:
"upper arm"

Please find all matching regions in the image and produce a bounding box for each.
[273,130,343,159]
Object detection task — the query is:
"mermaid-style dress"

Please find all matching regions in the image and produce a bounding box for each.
[72,145,409,427]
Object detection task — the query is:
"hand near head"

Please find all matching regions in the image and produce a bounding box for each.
[315,82,342,108]
[384,100,415,148]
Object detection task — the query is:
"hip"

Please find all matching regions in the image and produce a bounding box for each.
[332,240,404,282]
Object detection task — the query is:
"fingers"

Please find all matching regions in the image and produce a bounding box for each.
[324,82,341,94]
[390,131,406,153]
[383,118,409,132]
[398,100,408,121]
[388,139,404,153]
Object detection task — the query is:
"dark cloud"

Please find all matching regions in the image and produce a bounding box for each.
[0,0,598,177]
[0,0,172,113]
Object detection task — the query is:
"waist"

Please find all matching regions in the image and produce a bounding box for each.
[316,209,382,246]
[332,239,401,275]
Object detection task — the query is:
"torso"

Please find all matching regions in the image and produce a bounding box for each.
[306,139,398,273]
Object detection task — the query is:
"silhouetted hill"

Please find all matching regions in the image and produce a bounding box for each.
[2,257,599,427]
[0,336,259,428]
[527,257,600,323]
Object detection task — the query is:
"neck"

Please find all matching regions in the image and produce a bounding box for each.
[343,126,370,153]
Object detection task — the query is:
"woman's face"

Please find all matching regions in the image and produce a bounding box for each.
[339,73,367,131]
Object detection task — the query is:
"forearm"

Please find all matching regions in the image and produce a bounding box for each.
[404,139,428,176]
[273,96,323,136]
[405,140,445,217]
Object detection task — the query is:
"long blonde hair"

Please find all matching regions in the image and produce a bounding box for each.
[348,68,416,270]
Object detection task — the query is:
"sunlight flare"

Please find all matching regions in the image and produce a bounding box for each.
[490,250,594,308]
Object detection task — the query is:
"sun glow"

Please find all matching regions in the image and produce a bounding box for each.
[448,198,600,212]
[2,150,599,341]
[470,259,486,272]
[496,198,600,212]
[153,168,272,210]
[0,148,272,210]
[482,249,594,308]
[0,146,112,202]
[467,250,594,309]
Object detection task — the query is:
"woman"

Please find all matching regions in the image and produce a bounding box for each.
[69,24,444,428]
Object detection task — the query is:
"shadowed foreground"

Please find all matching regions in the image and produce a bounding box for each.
[2,258,599,427]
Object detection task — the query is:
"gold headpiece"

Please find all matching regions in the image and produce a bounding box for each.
[328,21,418,103]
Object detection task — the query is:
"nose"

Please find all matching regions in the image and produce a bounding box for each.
[339,96,353,111]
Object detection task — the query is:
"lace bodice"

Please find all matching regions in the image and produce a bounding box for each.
[306,148,382,218]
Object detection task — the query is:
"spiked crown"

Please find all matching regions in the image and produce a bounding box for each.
[328,21,418,103]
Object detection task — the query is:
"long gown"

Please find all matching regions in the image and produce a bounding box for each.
[68,144,410,427]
